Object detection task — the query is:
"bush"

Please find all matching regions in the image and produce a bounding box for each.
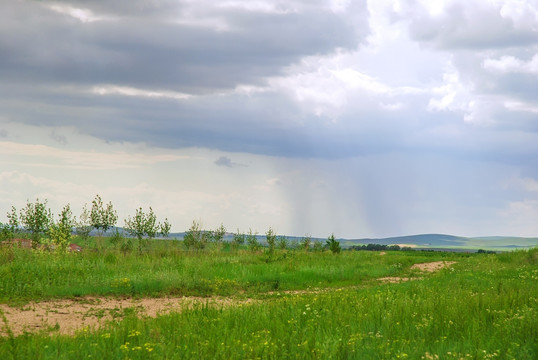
[277,236,288,250]
[300,235,311,252]
[326,234,341,254]
[246,229,260,252]
[231,230,246,251]
[266,228,277,254]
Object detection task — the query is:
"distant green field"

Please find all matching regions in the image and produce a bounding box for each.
[343,234,538,251]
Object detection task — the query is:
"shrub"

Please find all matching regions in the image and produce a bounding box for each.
[246,229,260,252]
[277,236,288,250]
[231,230,246,251]
[313,240,324,252]
[266,227,277,254]
[183,220,209,250]
[300,235,311,252]
[326,234,341,254]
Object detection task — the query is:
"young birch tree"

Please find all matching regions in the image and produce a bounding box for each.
[48,204,75,252]
[19,198,53,247]
[124,207,160,253]
[90,195,118,250]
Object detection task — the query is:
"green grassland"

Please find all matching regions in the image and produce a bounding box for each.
[0,241,537,359]
[0,245,456,303]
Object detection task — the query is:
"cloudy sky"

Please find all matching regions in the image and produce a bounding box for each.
[1,0,538,238]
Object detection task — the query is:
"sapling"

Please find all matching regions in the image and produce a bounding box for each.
[90,195,118,250]
[300,235,312,252]
[326,233,341,254]
[75,204,92,247]
[19,198,53,247]
[231,230,245,251]
[160,218,171,238]
[48,204,75,252]
[247,229,260,252]
[266,227,277,254]
[277,236,288,250]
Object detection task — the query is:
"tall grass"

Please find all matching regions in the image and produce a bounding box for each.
[0,247,536,359]
[0,246,459,302]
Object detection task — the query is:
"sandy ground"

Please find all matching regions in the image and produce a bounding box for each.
[377,261,456,283]
[1,261,456,337]
[411,261,456,272]
[0,296,254,336]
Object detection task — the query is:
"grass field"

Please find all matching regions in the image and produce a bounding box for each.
[0,241,536,359]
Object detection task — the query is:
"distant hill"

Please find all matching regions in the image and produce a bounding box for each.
[92,228,538,251]
[345,234,468,247]
[343,234,538,250]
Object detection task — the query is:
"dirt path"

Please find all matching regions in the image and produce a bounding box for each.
[0,296,254,336]
[1,261,457,337]
[378,261,456,283]
[411,261,456,272]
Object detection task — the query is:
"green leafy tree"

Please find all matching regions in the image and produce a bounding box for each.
[277,236,288,250]
[19,198,53,246]
[90,195,118,249]
[1,206,19,241]
[75,204,92,247]
[313,240,324,252]
[6,206,18,237]
[246,229,260,252]
[266,227,277,254]
[231,230,245,251]
[326,233,341,254]
[209,224,226,250]
[160,218,171,238]
[183,220,208,250]
[0,223,11,242]
[124,207,159,253]
[145,207,158,240]
[48,204,75,252]
[300,235,312,252]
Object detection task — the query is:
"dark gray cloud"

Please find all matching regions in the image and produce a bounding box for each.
[0,1,366,92]
[49,130,68,145]
[214,156,247,168]
[1,0,537,170]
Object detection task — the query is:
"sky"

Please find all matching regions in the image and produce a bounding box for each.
[1,0,538,239]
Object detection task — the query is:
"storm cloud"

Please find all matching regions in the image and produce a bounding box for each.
[1,0,538,238]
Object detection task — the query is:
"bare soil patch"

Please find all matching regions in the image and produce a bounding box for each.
[378,261,456,283]
[411,261,456,272]
[378,277,415,283]
[0,296,254,337]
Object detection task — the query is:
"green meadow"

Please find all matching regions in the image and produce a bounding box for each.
[0,242,537,359]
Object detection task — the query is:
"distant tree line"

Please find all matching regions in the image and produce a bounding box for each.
[349,244,414,252]
[2,197,348,255]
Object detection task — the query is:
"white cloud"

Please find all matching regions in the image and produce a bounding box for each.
[428,65,471,112]
[483,54,538,74]
[509,176,538,192]
[0,141,187,170]
[92,85,193,100]
[46,4,114,22]
[504,100,538,113]
[217,1,295,14]
[499,0,538,29]
[499,199,538,236]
